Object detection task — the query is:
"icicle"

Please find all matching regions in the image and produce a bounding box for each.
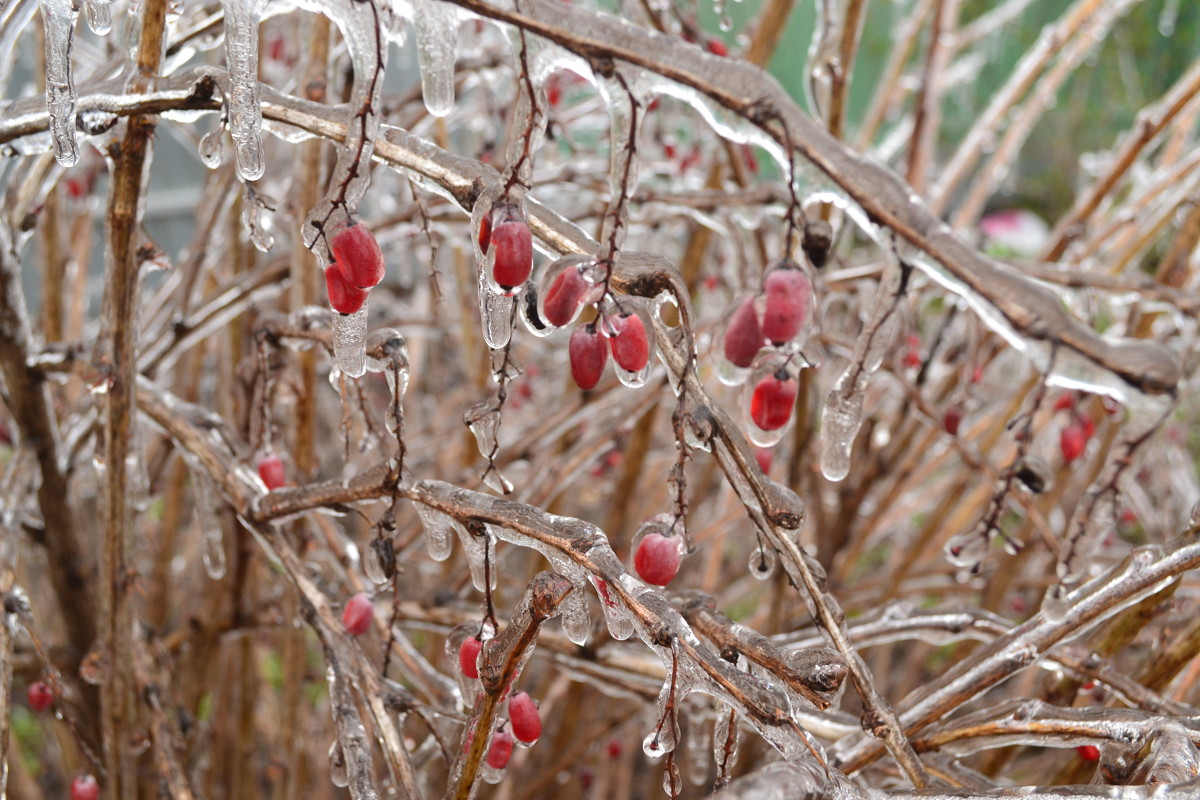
[363,536,394,584]
[819,369,865,482]
[241,186,275,252]
[333,307,369,379]
[219,0,266,180]
[643,677,681,759]
[455,522,495,592]
[191,467,227,581]
[558,584,590,646]
[662,761,683,797]
[682,702,711,786]
[748,542,776,580]
[37,0,80,166]
[592,577,634,640]
[83,0,111,35]
[713,705,740,786]
[415,504,457,561]
[412,0,462,117]
[479,279,516,350]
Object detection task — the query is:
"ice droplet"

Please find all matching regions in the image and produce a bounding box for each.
[559,585,590,646]
[749,544,776,580]
[944,526,987,569]
[38,0,80,166]
[713,706,740,782]
[332,307,369,378]
[663,759,684,796]
[464,400,499,461]
[327,739,349,788]
[83,0,111,35]
[1041,583,1071,623]
[198,131,223,169]
[456,523,495,592]
[593,577,634,640]
[364,536,395,584]
[412,0,462,117]
[415,504,457,561]
[189,463,228,580]
[1189,498,1200,529]
[219,0,266,180]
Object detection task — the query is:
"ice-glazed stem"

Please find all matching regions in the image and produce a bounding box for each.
[37,0,79,166]
[220,0,265,180]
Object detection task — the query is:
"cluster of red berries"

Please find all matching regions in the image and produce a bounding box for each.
[720,259,815,439]
[455,631,544,771]
[325,221,386,314]
[1053,392,1097,464]
[568,310,651,390]
[26,682,99,799]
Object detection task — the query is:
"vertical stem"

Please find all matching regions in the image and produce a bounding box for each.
[906,0,959,193]
[99,0,169,795]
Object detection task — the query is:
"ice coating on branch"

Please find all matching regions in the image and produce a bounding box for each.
[595,70,653,257]
[220,0,266,180]
[713,704,741,785]
[479,278,516,349]
[37,0,80,166]
[332,307,369,378]
[455,522,495,592]
[592,577,634,640]
[412,0,464,117]
[198,131,223,169]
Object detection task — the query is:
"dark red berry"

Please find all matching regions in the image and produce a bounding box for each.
[541,265,590,327]
[486,728,514,769]
[606,739,622,759]
[71,775,100,800]
[705,38,728,56]
[489,205,533,291]
[508,691,542,744]
[257,454,287,490]
[325,266,369,315]
[27,681,52,712]
[1077,745,1100,762]
[1060,424,1087,463]
[342,592,373,636]
[609,313,649,372]
[459,636,482,679]
[634,533,681,586]
[723,296,763,368]
[761,265,810,345]
[330,223,385,289]
[943,405,965,437]
[569,325,608,390]
[750,373,797,431]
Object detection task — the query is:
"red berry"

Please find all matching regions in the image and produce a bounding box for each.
[330,223,385,289]
[903,335,922,369]
[723,296,763,368]
[27,681,52,712]
[761,264,811,345]
[705,38,728,56]
[609,313,649,372]
[569,325,608,390]
[508,691,542,744]
[750,372,797,431]
[489,205,533,291]
[606,739,622,759]
[1077,744,1100,761]
[1080,413,1096,439]
[1060,424,1087,463]
[943,405,965,437]
[541,265,590,327]
[342,592,373,636]
[486,728,514,769]
[1053,392,1076,412]
[325,266,369,315]
[71,775,100,800]
[459,635,482,679]
[634,533,681,586]
[257,454,287,491]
